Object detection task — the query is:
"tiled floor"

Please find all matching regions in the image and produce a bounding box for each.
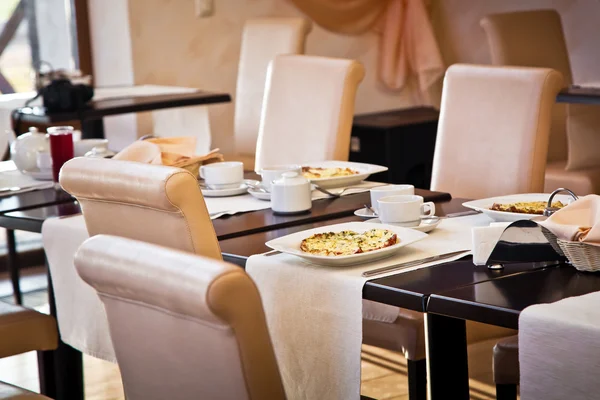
[0,270,507,399]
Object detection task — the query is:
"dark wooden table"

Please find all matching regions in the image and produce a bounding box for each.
[422,263,600,400]
[14,90,231,139]
[0,189,450,236]
[0,185,449,400]
[557,85,600,105]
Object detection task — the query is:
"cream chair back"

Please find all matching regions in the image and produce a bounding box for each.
[75,235,285,400]
[60,157,221,259]
[480,10,571,162]
[430,64,563,199]
[234,18,312,158]
[255,54,365,170]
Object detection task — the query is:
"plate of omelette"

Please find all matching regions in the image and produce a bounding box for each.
[265,222,427,266]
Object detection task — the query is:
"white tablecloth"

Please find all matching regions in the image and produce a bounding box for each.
[245,214,491,400]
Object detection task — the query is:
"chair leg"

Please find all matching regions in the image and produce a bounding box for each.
[496,383,517,400]
[407,359,427,400]
[6,229,22,305]
[37,350,56,398]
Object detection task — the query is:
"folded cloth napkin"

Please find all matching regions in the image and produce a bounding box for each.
[539,195,600,244]
[113,137,223,174]
[472,222,510,266]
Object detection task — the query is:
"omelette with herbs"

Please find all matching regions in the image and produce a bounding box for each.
[490,201,566,215]
[300,229,398,256]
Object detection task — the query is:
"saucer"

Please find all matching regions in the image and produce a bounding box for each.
[248,188,271,201]
[201,184,248,197]
[354,207,378,219]
[370,217,441,233]
[22,168,53,181]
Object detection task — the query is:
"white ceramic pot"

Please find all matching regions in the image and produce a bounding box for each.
[74,139,109,157]
[10,127,49,172]
[271,172,312,214]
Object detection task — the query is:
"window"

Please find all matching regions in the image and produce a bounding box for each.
[0,0,79,94]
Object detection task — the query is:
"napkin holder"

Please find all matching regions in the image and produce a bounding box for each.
[485,220,566,269]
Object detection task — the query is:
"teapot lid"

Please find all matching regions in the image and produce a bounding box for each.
[273,171,309,186]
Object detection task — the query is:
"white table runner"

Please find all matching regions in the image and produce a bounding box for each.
[246,214,491,400]
[206,181,381,219]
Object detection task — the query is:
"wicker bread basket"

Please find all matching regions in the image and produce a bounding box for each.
[543,227,600,272]
[556,239,600,272]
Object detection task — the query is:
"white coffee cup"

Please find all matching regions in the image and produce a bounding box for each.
[377,195,435,227]
[370,185,414,212]
[200,161,244,189]
[36,151,52,170]
[257,164,302,192]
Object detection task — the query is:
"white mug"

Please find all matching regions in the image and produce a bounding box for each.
[257,164,302,192]
[377,195,435,227]
[370,185,414,212]
[200,161,244,189]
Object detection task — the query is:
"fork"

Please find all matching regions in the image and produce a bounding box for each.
[314,185,372,198]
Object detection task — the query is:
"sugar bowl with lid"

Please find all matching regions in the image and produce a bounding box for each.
[271,172,312,214]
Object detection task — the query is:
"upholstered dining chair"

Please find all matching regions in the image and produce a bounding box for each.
[254,54,365,171]
[45,158,222,362]
[60,157,221,258]
[378,64,562,399]
[223,18,313,170]
[481,9,600,195]
[75,234,376,400]
[431,64,563,400]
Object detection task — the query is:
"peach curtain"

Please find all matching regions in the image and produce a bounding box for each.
[289,0,444,95]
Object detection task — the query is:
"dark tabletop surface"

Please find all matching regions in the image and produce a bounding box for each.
[0,188,451,236]
[557,85,600,105]
[15,90,231,123]
[427,263,600,329]
[0,187,73,214]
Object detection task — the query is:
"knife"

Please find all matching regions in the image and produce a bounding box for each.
[361,249,471,278]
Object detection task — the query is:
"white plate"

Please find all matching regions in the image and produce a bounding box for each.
[354,207,378,219]
[265,221,427,266]
[248,188,270,201]
[462,193,576,222]
[301,161,388,188]
[22,168,53,181]
[201,184,247,197]
[370,217,441,233]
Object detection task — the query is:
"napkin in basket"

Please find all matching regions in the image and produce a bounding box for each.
[539,195,600,245]
[113,137,223,175]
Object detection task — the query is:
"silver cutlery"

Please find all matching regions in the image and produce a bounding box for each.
[315,184,386,198]
[361,249,471,278]
[264,250,281,257]
[0,186,23,193]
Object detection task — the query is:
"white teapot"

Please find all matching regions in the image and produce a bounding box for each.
[271,172,312,214]
[10,127,49,172]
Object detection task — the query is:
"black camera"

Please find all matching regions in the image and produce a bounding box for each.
[40,78,94,113]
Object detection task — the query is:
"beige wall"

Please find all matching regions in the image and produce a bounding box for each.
[126,0,600,153]
[431,0,600,84]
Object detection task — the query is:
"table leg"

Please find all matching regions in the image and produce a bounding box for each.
[6,229,22,305]
[81,119,105,139]
[46,260,85,400]
[426,313,469,400]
